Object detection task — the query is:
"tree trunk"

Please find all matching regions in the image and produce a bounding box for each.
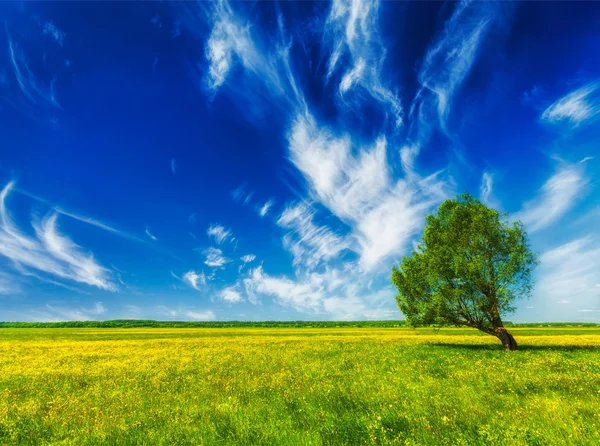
[494,327,517,351]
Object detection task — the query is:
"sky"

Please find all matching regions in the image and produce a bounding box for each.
[0,1,599,323]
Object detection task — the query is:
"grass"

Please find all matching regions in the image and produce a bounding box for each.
[1,327,599,445]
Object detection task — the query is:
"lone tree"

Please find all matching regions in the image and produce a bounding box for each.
[391,194,537,350]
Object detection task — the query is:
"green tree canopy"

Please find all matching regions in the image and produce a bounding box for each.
[392,194,537,350]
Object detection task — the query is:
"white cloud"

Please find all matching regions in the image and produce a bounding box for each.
[231,184,255,206]
[15,187,141,242]
[241,254,255,263]
[5,24,62,109]
[514,162,588,233]
[44,301,106,321]
[0,271,20,295]
[541,81,600,127]
[0,182,116,291]
[288,113,448,270]
[242,263,398,318]
[156,306,216,321]
[243,265,326,312]
[1,199,112,291]
[171,158,176,174]
[277,202,349,269]
[183,270,206,290]
[42,21,65,47]
[145,227,157,241]
[258,199,274,217]
[220,286,243,303]
[185,310,216,321]
[204,0,282,93]
[535,237,600,309]
[324,0,402,126]
[480,172,493,204]
[479,171,501,209]
[35,214,116,290]
[411,1,500,140]
[207,224,233,244]
[203,247,231,268]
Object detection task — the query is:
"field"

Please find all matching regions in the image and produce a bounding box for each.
[1,327,599,445]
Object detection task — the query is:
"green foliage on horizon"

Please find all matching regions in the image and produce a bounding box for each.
[0,319,409,329]
[1,320,597,329]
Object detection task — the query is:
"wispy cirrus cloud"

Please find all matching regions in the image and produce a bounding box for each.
[207,223,233,244]
[155,305,216,321]
[243,265,326,312]
[0,271,20,295]
[242,263,396,318]
[42,21,65,47]
[258,199,274,217]
[203,247,230,268]
[183,270,206,290]
[171,158,176,174]
[41,301,105,321]
[480,172,493,205]
[535,237,600,313]
[204,0,283,93]
[541,81,600,127]
[231,183,254,206]
[240,254,255,263]
[514,161,589,233]
[410,0,502,143]
[145,226,157,241]
[479,171,501,209]
[277,202,349,269]
[0,182,116,291]
[4,23,62,110]
[324,0,403,127]
[14,186,143,242]
[288,113,448,270]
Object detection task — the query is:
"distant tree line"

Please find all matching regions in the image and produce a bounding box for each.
[0,320,408,329]
[0,320,597,329]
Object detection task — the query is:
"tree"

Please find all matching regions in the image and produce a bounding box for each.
[391,194,537,350]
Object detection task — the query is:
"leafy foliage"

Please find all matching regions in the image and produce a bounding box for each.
[392,194,537,343]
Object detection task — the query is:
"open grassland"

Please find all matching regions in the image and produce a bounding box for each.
[1,327,599,445]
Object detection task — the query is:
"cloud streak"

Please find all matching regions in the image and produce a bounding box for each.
[204,0,283,93]
[145,227,157,241]
[258,199,273,217]
[515,162,588,233]
[203,247,230,268]
[541,81,600,127]
[207,223,233,244]
[277,202,349,269]
[410,0,501,144]
[183,270,206,290]
[288,113,448,270]
[324,0,403,127]
[0,182,116,291]
[220,286,243,303]
[5,23,62,110]
[536,237,600,311]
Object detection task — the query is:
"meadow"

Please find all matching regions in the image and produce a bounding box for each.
[1,327,599,445]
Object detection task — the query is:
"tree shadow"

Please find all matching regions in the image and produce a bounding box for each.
[429,343,600,352]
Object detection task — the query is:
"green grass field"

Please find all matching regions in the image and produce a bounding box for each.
[1,327,599,445]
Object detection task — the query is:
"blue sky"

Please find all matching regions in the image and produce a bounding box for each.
[0,1,599,322]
